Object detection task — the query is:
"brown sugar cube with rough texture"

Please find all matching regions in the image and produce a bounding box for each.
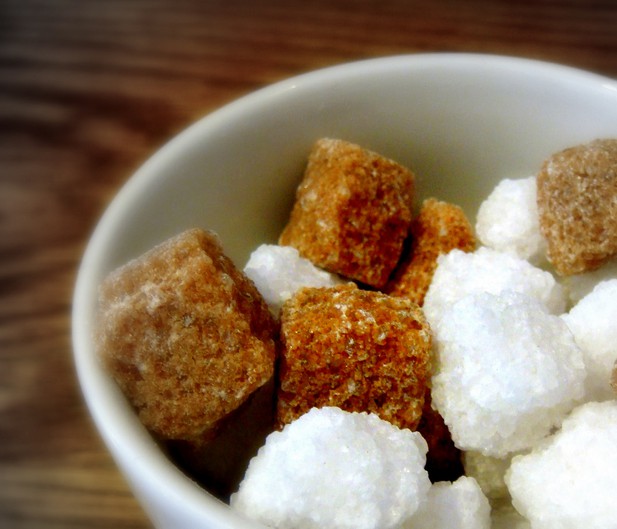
[279,138,415,288]
[537,139,617,276]
[612,359,617,396]
[96,228,277,444]
[385,198,476,304]
[276,283,432,430]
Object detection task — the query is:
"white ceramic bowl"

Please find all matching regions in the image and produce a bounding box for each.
[72,53,617,529]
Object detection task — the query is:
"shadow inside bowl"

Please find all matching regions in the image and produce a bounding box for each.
[165,377,277,501]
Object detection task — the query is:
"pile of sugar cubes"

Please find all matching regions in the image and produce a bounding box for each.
[97,137,617,529]
[235,139,617,529]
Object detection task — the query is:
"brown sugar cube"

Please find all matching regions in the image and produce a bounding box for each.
[612,359,617,396]
[276,283,432,430]
[383,198,472,481]
[385,198,476,305]
[279,138,415,288]
[537,139,617,276]
[96,228,277,443]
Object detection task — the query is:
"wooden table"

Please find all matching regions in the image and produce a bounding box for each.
[1,1,615,527]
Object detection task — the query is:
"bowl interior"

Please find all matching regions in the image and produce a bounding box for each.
[73,53,617,528]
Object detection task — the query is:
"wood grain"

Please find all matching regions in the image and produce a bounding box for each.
[1,0,616,527]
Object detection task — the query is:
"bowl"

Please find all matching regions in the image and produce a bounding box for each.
[72,53,617,529]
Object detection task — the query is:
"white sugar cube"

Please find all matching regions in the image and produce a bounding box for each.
[562,279,617,401]
[462,451,513,503]
[244,244,345,316]
[231,407,431,529]
[476,176,547,264]
[405,476,491,529]
[423,247,565,329]
[431,290,585,457]
[506,401,617,529]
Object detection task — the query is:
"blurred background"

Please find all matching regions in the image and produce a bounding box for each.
[1,1,616,527]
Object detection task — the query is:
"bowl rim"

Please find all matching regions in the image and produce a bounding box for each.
[72,52,617,528]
